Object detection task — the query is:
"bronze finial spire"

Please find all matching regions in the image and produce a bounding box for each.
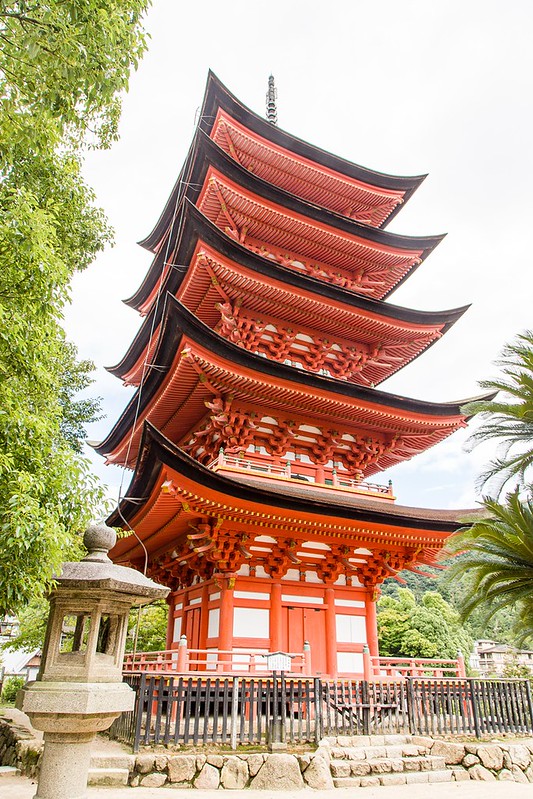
[266,74,277,125]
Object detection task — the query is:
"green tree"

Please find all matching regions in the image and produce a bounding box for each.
[445,493,533,646]
[463,330,533,496]
[377,588,472,660]
[0,1,150,613]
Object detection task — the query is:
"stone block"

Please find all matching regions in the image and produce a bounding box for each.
[345,747,367,760]
[452,768,471,781]
[247,754,264,777]
[91,754,134,770]
[477,745,503,771]
[405,771,429,783]
[463,754,480,767]
[168,754,197,784]
[503,752,513,769]
[385,734,410,745]
[411,736,435,749]
[195,763,220,789]
[250,754,304,790]
[364,745,386,758]
[509,745,531,770]
[360,775,380,786]
[330,759,351,778]
[428,770,453,782]
[390,759,404,773]
[431,740,465,765]
[221,756,248,789]
[511,765,529,784]
[429,756,446,770]
[498,769,515,781]
[369,735,386,745]
[135,754,155,774]
[0,766,21,778]
[525,765,533,783]
[207,754,224,768]
[403,757,421,771]
[296,753,311,772]
[88,768,129,786]
[369,759,392,774]
[303,754,334,789]
[469,764,497,781]
[402,744,421,757]
[333,777,361,787]
[140,772,167,787]
[350,761,371,776]
[195,755,207,770]
[380,773,406,785]
[154,754,168,771]
[385,745,405,758]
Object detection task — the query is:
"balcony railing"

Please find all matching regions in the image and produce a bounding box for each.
[209,452,394,500]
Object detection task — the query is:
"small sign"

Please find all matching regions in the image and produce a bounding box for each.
[264,651,293,672]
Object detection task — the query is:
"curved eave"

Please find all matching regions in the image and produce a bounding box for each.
[107,422,477,540]
[96,295,489,460]
[126,200,460,323]
[112,208,468,384]
[140,71,426,250]
[139,131,442,267]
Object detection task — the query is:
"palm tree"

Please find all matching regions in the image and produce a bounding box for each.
[445,492,533,645]
[444,331,533,645]
[462,330,533,496]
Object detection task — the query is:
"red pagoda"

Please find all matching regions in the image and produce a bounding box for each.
[100,73,482,678]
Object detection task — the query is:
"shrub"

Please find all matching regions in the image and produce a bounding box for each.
[1,675,25,704]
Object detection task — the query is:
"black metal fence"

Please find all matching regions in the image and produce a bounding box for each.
[108,674,533,752]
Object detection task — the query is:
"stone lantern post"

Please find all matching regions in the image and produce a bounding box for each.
[17,524,169,799]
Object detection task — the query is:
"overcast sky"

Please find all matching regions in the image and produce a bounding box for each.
[65,0,533,511]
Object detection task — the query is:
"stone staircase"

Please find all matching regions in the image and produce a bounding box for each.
[88,753,134,787]
[322,734,468,787]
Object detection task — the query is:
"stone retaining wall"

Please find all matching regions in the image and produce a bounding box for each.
[0,717,41,778]
[2,717,533,788]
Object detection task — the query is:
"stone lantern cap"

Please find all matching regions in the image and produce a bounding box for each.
[56,524,169,604]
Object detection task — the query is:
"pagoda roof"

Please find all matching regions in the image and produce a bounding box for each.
[96,296,488,472]
[114,204,467,389]
[136,133,442,302]
[140,71,426,252]
[107,422,479,568]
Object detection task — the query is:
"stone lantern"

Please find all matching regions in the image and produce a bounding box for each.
[17,524,169,799]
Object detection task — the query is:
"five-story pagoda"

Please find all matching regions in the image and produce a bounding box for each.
[99,73,483,677]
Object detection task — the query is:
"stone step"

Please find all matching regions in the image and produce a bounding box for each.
[0,766,21,778]
[330,754,447,778]
[88,767,129,787]
[330,744,431,760]
[90,753,135,770]
[333,769,454,788]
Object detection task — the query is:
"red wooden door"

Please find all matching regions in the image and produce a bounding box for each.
[284,606,327,675]
[184,607,201,650]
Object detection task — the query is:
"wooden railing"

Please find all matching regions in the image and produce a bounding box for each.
[109,674,533,752]
[369,654,466,679]
[209,452,394,499]
[123,641,311,676]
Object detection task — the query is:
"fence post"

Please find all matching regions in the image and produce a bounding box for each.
[361,679,370,736]
[303,640,312,674]
[524,679,533,733]
[176,634,188,672]
[314,678,322,743]
[468,678,481,738]
[406,677,416,735]
[456,649,466,678]
[230,677,239,749]
[362,645,372,680]
[133,673,146,753]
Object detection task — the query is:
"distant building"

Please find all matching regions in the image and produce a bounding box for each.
[470,639,533,677]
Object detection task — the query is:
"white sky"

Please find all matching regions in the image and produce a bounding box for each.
[65,0,533,511]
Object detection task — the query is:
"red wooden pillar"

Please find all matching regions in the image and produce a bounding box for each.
[365,587,379,659]
[218,580,235,671]
[324,587,338,678]
[270,582,282,651]
[199,583,210,668]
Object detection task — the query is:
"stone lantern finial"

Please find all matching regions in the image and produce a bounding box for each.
[82,523,116,563]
